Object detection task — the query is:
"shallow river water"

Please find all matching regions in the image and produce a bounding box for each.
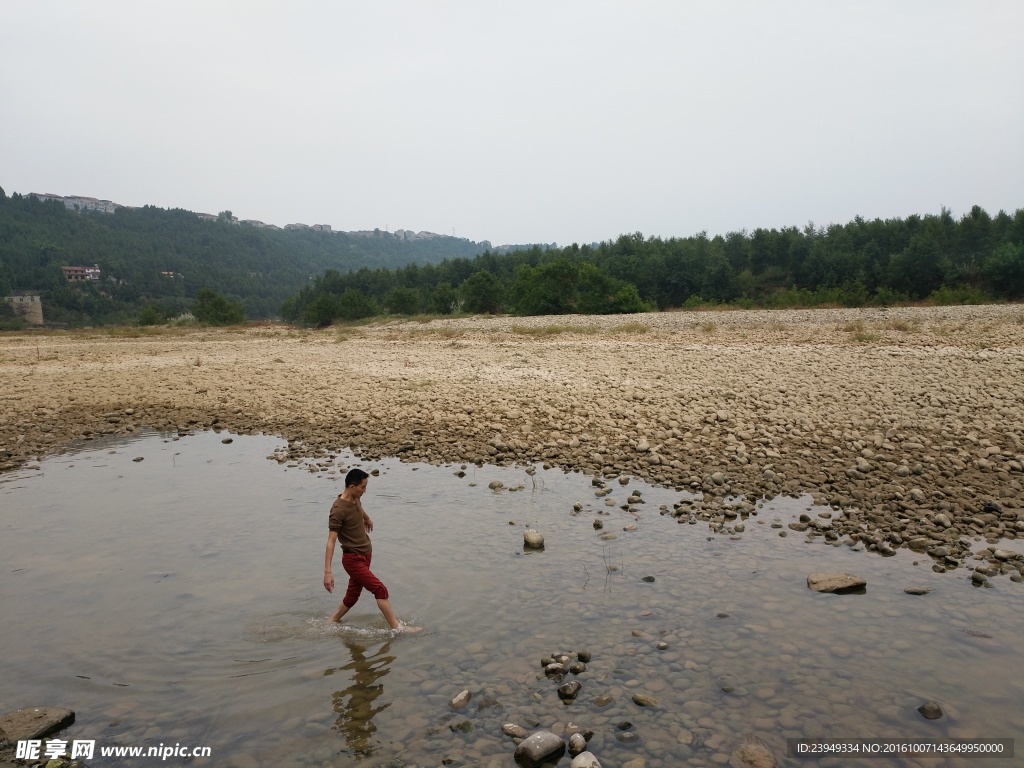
[1,430,1021,768]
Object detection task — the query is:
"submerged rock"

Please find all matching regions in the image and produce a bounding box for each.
[729,734,779,768]
[570,752,602,768]
[558,680,581,701]
[631,692,658,707]
[502,722,529,739]
[448,690,471,710]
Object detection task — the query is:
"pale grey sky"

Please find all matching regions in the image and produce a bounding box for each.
[2,1,1021,246]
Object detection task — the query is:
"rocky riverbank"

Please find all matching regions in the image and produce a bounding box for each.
[1,305,1022,576]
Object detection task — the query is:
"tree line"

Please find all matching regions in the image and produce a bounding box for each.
[281,205,1024,326]
[2,184,1021,329]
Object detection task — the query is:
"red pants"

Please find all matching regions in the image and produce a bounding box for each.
[341,551,389,607]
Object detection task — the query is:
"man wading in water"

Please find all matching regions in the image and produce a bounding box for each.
[324,468,422,633]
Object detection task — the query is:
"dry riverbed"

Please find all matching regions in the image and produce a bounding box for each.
[2,304,1023,580]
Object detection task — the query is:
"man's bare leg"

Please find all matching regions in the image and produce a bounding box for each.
[376,598,422,633]
[329,602,351,623]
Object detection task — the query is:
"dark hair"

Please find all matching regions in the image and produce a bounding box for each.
[345,468,369,487]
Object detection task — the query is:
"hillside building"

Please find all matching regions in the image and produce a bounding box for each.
[30,193,117,214]
[4,294,44,325]
[62,265,101,282]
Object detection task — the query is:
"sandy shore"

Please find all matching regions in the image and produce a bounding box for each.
[2,304,1023,575]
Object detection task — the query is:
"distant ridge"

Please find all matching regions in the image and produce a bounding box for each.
[26,191,494,247]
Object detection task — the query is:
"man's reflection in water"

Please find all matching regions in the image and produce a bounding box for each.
[327,636,395,756]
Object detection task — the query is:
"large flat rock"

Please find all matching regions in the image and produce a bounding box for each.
[807,572,866,593]
[0,707,75,741]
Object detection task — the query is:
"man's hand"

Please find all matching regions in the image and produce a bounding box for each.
[363,513,374,532]
[324,571,334,592]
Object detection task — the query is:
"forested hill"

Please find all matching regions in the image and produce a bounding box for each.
[0,188,493,324]
[282,205,1024,325]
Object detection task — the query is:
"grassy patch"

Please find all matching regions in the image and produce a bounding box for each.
[405,326,465,339]
[853,331,879,342]
[511,324,596,336]
[840,320,865,333]
[885,319,919,332]
[609,321,650,334]
[698,321,717,334]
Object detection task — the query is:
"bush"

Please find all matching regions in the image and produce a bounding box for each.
[193,288,246,325]
[303,293,342,327]
[337,288,377,321]
[925,285,990,306]
[137,305,161,326]
[982,242,1024,298]
[386,287,421,315]
[430,282,458,314]
[607,284,652,314]
[872,286,908,306]
[460,271,503,314]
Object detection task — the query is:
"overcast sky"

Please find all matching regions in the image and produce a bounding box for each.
[2,1,1021,246]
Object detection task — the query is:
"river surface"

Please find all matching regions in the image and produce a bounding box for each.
[0,430,1020,767]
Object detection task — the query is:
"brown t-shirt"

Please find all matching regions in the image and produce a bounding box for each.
[328,497,372,554]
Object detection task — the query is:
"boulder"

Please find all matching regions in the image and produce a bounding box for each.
[523,529,545,549]
[568,732,587,755]
[806,572,866,593]
[0,707,75,741]
[514,730,566,767]
[558,680,582,701]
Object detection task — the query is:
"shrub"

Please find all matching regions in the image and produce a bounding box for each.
[193,288,246,325]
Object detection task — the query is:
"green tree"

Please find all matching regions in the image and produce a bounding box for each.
[338,288,377,320]
[511,260,578,315]
[430,281,458,314]
[303,292,342,327]
[460,270,503,314]
[887,234,945,299]
[386,286,421,315]
[982,242,1024,298]
[137,305,161,326]
[193,288,246,325]
[608,283,650,313]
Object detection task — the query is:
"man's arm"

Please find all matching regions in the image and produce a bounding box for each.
[357,499,374,532]
[324,530,338,592]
